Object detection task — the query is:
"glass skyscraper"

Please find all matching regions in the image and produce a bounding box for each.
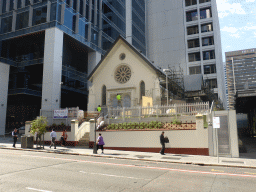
[0,0,146,134]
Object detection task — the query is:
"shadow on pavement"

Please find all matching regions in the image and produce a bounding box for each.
[239,136,256,159]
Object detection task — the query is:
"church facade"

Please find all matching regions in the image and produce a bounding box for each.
[87,36,164,111]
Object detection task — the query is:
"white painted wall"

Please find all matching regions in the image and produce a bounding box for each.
[0,62,10,135]
[24,120,90,142]
[42,27,64,111]
[92,117,208,149]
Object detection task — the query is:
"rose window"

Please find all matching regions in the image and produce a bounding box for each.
[115,65,131,84]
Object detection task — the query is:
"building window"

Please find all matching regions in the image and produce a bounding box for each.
[10,0,14,11]
[200,8,212,19]
[72,15,76,32]
[202,36,214,46]
[102,85,106,106]
[33,6,47,26]
[189,66,201,75]
[25,0,30,6]
[188,52,201,62]
[188,39,200,48]
[1,16,12,33]
[16,11,29,30]
[140,81,145,100]
[2,0,7,13]
[17,0,22,9]
[185,0,197,6]
[206,79,217,89]
[186,10,198,22]
[203,50,215,60]
[201,23,213,33]
[199,0,211,3]
[79,0,84,16]
[187,25,199,35]
[204,64,216,74]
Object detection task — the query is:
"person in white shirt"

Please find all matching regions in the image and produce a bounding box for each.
[50,129,57,149]
[12,128,18,148]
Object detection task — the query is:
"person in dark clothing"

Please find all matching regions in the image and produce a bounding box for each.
[160,131,165,155]
[12,128,18,148]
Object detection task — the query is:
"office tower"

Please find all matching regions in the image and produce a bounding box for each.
[0,0,146,134]
[146,0,227,109]
[226,48,256,110]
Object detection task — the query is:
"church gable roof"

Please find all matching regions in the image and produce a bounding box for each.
[87,35,164,80]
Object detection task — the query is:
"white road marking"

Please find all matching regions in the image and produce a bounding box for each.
[26,187,52,192]
[79,171,151,180]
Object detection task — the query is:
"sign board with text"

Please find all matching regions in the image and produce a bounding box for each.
[213,117,220,128]
[53,110,68,119]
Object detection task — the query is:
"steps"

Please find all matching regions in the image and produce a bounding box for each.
[77,132,90,147]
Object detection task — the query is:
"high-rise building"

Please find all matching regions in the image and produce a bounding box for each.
[226,48,256,110]
[146,0,227,109]
[0,0,146,135]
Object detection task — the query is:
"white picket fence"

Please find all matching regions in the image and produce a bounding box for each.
[107,102,209,119]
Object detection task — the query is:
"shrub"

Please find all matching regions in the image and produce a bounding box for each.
[157,122,163,128]
[172,118,181,125]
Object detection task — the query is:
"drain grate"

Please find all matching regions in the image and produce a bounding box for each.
[222,160,244,164]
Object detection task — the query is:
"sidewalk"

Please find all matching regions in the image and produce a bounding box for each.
[1,136,256,169]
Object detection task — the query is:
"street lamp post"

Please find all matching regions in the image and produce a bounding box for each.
[93,114,98,154]
[163,69,170,106]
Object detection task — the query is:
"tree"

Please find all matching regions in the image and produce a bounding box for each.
[30,116,48,148]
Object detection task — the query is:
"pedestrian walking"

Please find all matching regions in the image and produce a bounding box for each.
[97,133,105,154]
[61,130,68,147]
[12,128,18,148]
[50,129,57,149]
[160,131,165,155]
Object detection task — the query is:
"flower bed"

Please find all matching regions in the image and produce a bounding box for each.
[101,121,196,131]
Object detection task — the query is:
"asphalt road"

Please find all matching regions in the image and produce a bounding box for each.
[1,149,256,192]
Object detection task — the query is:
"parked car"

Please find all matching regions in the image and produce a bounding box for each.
[18,126,25,135]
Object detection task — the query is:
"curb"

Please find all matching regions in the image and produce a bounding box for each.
[1,146,256,169]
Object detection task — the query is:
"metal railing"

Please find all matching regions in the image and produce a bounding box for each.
[107,102,210,119]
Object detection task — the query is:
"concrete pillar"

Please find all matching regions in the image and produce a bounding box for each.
[229,110,239,157]
[6,0,10,12]
[94,0,97,26]
[0,62,10,135]
[21,0,25,8]
[41,28,64,111]
[88,0,92,41]
[98,0,102,48]
[28,5,33,27]
[87,51,101,90]
[82,0,86,18]
[88,51,101,76]
[46,1,51,22]
[12,10,17,32]
[125,0,132,44]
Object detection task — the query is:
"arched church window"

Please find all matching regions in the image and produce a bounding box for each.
[102,85,106,106]
[140,81,145,100]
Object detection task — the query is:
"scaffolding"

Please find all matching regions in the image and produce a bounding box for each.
[159,65,185,103]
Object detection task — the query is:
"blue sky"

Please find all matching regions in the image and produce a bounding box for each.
[216,0,256,62]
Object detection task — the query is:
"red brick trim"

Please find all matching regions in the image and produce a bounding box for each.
[88,142,209,155]
[34,141,79,146]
